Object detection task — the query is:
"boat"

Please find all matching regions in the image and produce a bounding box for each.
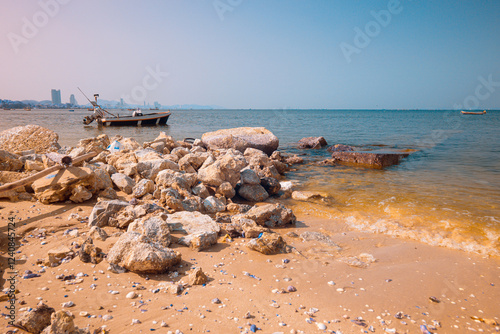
[80,89,170,127]
[69,109,75,112]
[461,110,486,115]
[24,107,31,111]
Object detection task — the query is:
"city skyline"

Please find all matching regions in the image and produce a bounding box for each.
[1,1,499,109]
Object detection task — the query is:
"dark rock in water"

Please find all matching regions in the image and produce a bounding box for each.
[327,144,355,153]
[330,151,410,169]
[297,137,328,149]
[15,302,55,334]
[260,177,281,195]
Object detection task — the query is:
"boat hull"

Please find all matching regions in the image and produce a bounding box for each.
[461,110,486,115]
[99,112,171,127]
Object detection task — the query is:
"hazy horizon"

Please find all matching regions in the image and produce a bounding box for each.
[1,0,499,109]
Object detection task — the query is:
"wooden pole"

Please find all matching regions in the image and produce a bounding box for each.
[0,151,97,194]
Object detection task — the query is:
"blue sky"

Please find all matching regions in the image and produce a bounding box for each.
[1,0,499,109]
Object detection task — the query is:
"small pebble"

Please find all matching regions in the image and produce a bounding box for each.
[316,323,327,330]
[126,291,138,299]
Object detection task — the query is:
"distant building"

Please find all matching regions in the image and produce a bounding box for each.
[51,89,61,105]
[120,98,124,106]
[70,94,78,106]
[154,101,161,109]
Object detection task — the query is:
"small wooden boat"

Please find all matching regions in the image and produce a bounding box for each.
[24,107,31,111]
[461,110,486,115]
[80,89,170,127]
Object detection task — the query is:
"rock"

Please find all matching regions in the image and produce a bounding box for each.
[155,169,196,190]
[32,167,97,204]
[192,183,210,198]
[178,152,209,172]
[238,184,269,202]
[0,125,60,154]
[106,152,137,170]
[300,231,341,250]
[97,188,118,200]
[201,127,279,155]
[291,191,326,201]
[231,216,268,238]
[277,181,293,198]
[132,178,155,198]
[121,137,141,151]
[171,146,190,159]
[24,159,44,172]
[77,134,110,154]
[197,151,247,187]
[330,150,410,169]
[270,160,289,174]
[187,267,208,285]
[111,173,135,194]
[285,154,304,165]
[41,309,90,334]
[136,159,179,180]
[327,144,354,153]
[79,238,104,264]
[15,302,55,334]
[217,182,236,198]
[297,136,328,149]
[88,200,130,227]
[92,168,113,191]
[128,214,171,247]
[242,203,296,227]
[203,196,226,213]
[247,232,287,255]
[134,148,163,162]
[69,185,93,203]
[47,246,71,267]
[260,177,281,195]
[0,150,23,171]
[106,232,181,274]
[126,291,137,299]
[240,168,261,185]
[244,147,271,167]
[109,203,164,229]
[181,196,204,212]
[168,211,220,251]
[88,226,108,241]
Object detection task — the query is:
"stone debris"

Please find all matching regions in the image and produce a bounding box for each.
[247,232,288,255]
[15,302,55,334]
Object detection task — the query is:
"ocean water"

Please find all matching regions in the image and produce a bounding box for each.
[1,109,499,255]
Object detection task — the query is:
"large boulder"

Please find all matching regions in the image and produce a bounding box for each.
[31,167,97,204]
[137,159,179,180]
[132,178,155,198]
[41,310,90,334]
[297,136,328,149]
[242,203,296,227]
[0,150,23,171]
[107,232,181,274]
[15,303,55,334]
[0,125,60,154]
[201,127,279,155]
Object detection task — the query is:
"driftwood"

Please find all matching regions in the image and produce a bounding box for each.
[0,151,97,194]
[45,152,73,167]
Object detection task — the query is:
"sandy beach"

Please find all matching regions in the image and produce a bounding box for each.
[1,198,499,333]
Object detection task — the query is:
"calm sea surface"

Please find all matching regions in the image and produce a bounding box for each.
[1,109,499,255]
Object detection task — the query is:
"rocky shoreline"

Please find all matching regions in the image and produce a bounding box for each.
[1,125,499,334]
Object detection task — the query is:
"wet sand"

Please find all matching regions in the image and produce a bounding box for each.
[1,198,499,333]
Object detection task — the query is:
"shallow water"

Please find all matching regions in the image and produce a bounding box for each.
[1,109,499,255]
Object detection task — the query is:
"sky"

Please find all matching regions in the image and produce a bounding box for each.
[1,0,499,109]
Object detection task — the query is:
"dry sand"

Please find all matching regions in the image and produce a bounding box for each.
[1,197,499,333]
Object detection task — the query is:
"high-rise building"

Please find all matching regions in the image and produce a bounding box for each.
[120,98,124,106]
[70,94,78,106]
[51,89,61,105]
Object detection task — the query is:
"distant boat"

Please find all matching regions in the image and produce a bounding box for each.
[461,110,486,115]
[87,107,94,111]
[69,109,75,112]
[24,107,31,111]
[80,90,171,127]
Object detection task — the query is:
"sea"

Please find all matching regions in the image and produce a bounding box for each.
[1,109,499,256]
